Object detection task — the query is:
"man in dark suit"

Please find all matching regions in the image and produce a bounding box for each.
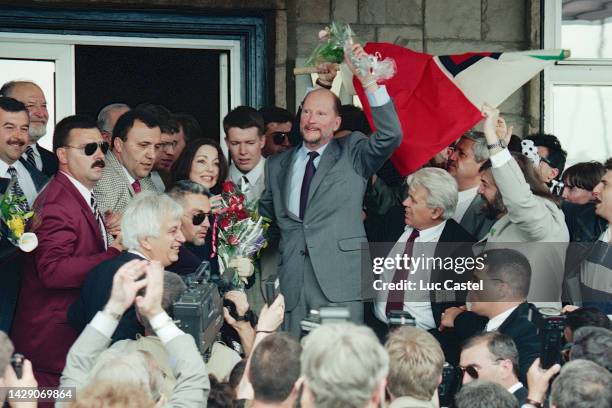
[439,248,540,382]
[374,167,476,332]
[259,45,403,336]
[0,80,59,177]
[10,115,123,388]
[459,332,529,405]
[68,191,186,341]
[0,97,48,334]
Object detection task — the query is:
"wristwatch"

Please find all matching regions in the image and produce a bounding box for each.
[487,140,505,150]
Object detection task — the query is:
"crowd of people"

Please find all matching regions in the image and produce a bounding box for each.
[0,44,611,408]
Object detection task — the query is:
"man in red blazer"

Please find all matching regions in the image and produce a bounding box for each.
[11,115,123,388]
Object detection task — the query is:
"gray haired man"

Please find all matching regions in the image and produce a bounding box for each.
[97,103,130,144]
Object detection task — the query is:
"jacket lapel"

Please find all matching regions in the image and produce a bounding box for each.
[106,151,134,196]
[306,140,340,206]
[279,149,298,220]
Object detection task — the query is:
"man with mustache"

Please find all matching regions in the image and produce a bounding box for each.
[0,97,48,334]
[93,109,162,240]
[10,115,124,388]
[258,44,403,336]
[0,80,59,177]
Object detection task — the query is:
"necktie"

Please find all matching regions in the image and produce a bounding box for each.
[386,229,420,316]
[7,166,30,212]
[25,146,37,169]
[90,194,108,249]
[299,151,319,219]
[241,175,250,197]
[131,180,141,193]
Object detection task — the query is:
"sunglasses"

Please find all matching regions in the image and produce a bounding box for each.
[65,141,109,156]
[456,364,479,379]
[272,132,290,145]
[192,212,211,226]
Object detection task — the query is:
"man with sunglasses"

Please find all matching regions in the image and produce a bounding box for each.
[459,332,528,405]
[11,115,124,388]
[259,106,293,158]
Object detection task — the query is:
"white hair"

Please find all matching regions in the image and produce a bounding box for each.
[301,323,389,408]
[97,103,130,133]
[406,167,458,220]
[121,191,183,250]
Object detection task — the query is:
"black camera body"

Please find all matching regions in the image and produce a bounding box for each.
[533,307,566,369]
[300,306,351,337]
[173,280,223,355]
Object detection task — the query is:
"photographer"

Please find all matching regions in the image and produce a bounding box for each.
[60,259,209,407]
[0,331,38,408]
[570,326,612,371]
[563,306,611,343]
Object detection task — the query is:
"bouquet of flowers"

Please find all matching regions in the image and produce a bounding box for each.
[0,179,38,252]
[305,21,397,82]
[216,181,270,290]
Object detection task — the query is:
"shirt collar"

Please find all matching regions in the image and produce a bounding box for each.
[121,164,136,184]
[507,382,524,394]
[458,186,479,202]
[128,249,149,260]
[599,227,610,243]
[0,159,27,178]
[230,156,266,184]
[27,144,41,157]
[0,158,10,177]
[61,171,93,205]
[404,220,447,242]
[486,305,518,332]
[298,141,329,159]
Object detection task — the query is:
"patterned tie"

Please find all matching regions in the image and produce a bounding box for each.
[131,180,141,193]
[386,229,420,316]
[299,151,319,219]
[25,146,37,169]
[90,194,108,249]
[7,166,30,212]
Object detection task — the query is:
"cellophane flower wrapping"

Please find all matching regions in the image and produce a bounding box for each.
[0,179,34,247]
[216,181,270,290]
[305,22,397,82]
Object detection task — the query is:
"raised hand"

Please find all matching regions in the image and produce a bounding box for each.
[103,259,149,316]
[135,260,164,319]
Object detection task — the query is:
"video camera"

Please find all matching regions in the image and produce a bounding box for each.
[300,306,351,337]
[532,307,566,369]
[173,261,224,356]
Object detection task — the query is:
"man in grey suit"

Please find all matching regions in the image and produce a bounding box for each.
[259,45,403,335]
[93,109,162,239]
[447,131,496,240]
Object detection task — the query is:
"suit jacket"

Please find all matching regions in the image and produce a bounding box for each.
[258,100,402,311]
[93,150,158,215]
[10,172,120,378]
[513,385,528,405]
[483,154,569,305]
[59,324,210,408]
[36,143,59,177]
[459,194,496,241]
[453,302,541,383]
[68,251,145,342]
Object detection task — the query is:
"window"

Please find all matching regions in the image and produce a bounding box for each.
[544,0,612,168]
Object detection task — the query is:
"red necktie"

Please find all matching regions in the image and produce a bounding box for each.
[386,229,420,316]
[131,180,141,193]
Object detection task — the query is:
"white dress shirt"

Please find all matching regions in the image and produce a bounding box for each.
[229,156,266,203]
[0,159,38,206]
[22,143,43,171]
[453,186,479,223]
[485,305,518,332]
[374,221,448,330]
[508,382,524,394]
[149,170,166,192]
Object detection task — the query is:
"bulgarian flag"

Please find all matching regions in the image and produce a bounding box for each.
[353,43,568,176]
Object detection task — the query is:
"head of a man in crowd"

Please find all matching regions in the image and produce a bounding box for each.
[459,332,520,390]
[468,249,531,318]
[403,167,458,231]
[70,381,155,408]
[112,109,162,180]
[97,103,130,144]
[564,307,611,343]
[259,106,293,157]
[168,180,211,247]
[447,132,489,190]
[173,113,200,157]
[0,97,29,165]
[550,359,612,408]
[593,158,612,223]
[54,115,108,190]
[478,152,553,220]
[300,323,389,408]
[570,326,612,371]
[334,104,371,139]
[0,331,15,391]
[428,143,455,169]
[300,89,342,151]
[561,161,605,205]
[0,81,48,144]
[137,271,186,336]
[223,106,265,173]
[524,133,567,183]
[136,104,181,172]
[248,333,302,406]
[455,380,519,408]
[121,192,185,267]
[385,326,444,402]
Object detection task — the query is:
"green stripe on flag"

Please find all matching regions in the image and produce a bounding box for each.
[529,50,567,61]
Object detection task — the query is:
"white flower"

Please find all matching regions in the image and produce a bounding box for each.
[18,232,38,252]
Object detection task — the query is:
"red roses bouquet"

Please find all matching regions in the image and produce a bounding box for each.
[216,181,270,289]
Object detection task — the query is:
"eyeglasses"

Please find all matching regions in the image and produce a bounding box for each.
[192,212,211,225]
[272,132,290,145]
[456,364,480,379]
[65,141,109,156]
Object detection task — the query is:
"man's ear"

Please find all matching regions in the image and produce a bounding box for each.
[431,207,444,221]
[139,237,152,252]
[551,168,560,180]
[371,378,387,407]
[259,134,266,150]
[56,147,69,166]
